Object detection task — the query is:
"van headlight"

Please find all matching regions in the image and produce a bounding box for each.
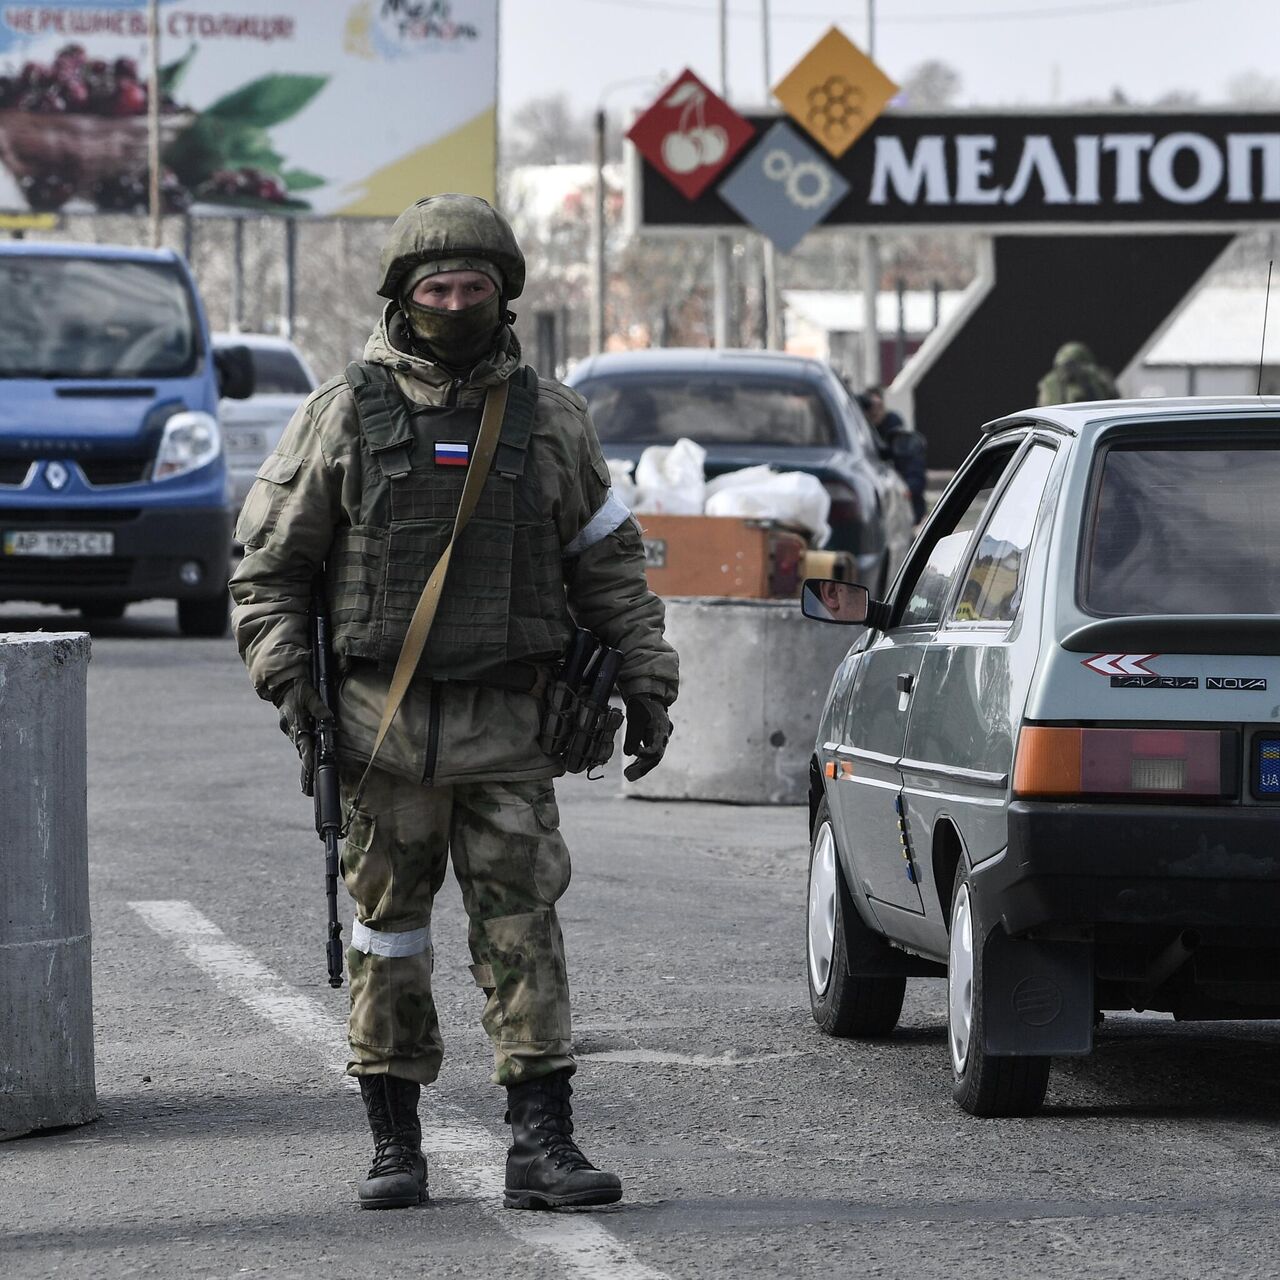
[153,411,221,482]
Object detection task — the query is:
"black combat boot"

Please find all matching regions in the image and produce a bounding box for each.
[504,1070,622,1210]
[357,1074,428,1209]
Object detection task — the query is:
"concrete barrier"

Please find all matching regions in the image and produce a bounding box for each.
[0,632,97,1140]
[625,598,854,805]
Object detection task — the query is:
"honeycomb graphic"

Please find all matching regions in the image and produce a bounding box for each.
[806,76,865,145]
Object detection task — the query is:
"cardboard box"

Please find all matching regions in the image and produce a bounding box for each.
[637,515,809,599]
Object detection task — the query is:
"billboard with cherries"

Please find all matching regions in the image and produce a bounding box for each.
[0,0,498,218]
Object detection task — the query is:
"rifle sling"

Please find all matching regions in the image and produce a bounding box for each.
[346,377,512,813]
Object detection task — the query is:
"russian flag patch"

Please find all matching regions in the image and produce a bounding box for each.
[435,441,470,467]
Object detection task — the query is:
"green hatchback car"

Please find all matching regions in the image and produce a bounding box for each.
[802,398,1280,1117]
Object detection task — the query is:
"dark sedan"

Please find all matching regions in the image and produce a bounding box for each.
[567,349,914,591]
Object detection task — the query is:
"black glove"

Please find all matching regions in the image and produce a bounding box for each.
[271,677,333,794]
[623,694,672,782]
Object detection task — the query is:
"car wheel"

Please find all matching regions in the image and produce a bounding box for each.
[948,860,1050,1117]
[177,592,229,638]
[807,799,906,1037]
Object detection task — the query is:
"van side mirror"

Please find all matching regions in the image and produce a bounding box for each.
[215,345,255,400]
[801,578,891,629]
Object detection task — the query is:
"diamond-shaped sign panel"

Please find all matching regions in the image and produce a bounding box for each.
[773,26,898,158]
[627,69,756,201]
[717,121,850,255]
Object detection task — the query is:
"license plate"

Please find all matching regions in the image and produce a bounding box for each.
[3,530,115,557]
[224,427,267,455]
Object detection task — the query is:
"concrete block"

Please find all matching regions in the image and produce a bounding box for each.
[626,598,853,805]
[0,632,97,1140]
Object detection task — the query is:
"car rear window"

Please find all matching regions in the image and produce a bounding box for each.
[247,346,312,395]
[575,373,837,447]
[1082,437,1280,616]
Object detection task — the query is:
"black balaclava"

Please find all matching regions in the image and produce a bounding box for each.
[399,256,504,372]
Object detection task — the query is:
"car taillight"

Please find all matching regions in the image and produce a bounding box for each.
[823,480,862,526]
[1012,726,1227,799]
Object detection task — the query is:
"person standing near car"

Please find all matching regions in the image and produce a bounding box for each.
[228,194,678,1212]
[1036,341,1118,406]
[861,385,927,524]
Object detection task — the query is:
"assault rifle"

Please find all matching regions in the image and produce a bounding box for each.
[307,579,345,989]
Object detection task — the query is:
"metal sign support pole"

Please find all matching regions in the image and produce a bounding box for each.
[761,0,781,350]
[146,0,161,249]
[281,218,297,340]
[860,0,880,386]
[591,108,606,355]
[230,218,244,333]
[713,0,732,348]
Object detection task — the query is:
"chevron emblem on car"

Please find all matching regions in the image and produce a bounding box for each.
[1082,653,1159,677]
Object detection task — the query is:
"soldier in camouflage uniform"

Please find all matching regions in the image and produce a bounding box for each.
[229,194,678,1212]
[1036,341,1119,406]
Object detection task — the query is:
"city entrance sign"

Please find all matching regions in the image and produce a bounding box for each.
[634,111,1280,232]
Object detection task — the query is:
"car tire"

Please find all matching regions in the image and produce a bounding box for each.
[807,799,906,1038]
[948,860,1050,1117]
[177,592,229,638]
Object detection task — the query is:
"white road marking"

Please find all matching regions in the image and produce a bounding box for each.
[581,1048,806,1068]
[129,900,667,1280]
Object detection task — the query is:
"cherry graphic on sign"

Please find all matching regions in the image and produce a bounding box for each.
[628,69,755,200]
[659,82,729,174]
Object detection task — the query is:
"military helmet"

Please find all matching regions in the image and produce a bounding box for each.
[377,193,526,302]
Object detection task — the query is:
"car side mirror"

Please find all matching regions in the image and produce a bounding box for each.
[214,344,255,400]
[801,578,892,629]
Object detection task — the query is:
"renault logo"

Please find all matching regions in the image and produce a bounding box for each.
[44,461,69,491]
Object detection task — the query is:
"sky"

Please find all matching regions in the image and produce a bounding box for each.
[499,0,1276,118]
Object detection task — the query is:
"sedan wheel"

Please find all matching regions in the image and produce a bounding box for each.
[948,861,1050,1117]
[807,798,905,1038]
[807,822,838,996]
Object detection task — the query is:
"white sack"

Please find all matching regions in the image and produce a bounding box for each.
[633,438,707,516]
[704,464,777,498]
[704,470,833,547]
[605,457,638,508]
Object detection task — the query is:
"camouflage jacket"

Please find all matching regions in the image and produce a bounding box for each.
[229,307,678,785]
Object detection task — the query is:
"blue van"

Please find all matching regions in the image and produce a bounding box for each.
[0,242,252,635]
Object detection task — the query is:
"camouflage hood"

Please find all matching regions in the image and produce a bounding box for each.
[363,301,522,393]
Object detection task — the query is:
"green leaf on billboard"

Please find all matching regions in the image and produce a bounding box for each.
[159,44,198,95]
[205,75,328,128]
[283,170,326,192]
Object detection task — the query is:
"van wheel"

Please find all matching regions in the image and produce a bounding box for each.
[177,593,229,638]
[807,799,906,1037]
[948,861,1050,1116]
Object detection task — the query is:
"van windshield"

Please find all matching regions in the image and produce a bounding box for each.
[1082,435,1280,615]
[0,256,199,379]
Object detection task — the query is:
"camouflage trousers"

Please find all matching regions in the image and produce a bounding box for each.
[339,763,574,1088]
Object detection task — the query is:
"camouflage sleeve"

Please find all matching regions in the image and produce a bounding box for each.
[560,417,679,707]
[228,397,342,701]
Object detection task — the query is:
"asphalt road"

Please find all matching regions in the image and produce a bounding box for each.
[4,598,1280,1279]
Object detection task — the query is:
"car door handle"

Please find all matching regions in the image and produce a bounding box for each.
[896,672,914,695]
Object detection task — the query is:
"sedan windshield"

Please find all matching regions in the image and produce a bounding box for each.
[0,256,198,379]
[1082,435,1280,615]
[576,372,837,447]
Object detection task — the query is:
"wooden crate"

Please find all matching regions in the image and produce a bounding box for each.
[636,514,809,599]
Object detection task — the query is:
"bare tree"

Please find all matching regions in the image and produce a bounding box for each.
[1227,71,1280,106]
[899,60,962,111]
[503,94,594,166]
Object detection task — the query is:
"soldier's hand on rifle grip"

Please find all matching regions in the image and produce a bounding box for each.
[623,695,672,781]
[271,677,335,796]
